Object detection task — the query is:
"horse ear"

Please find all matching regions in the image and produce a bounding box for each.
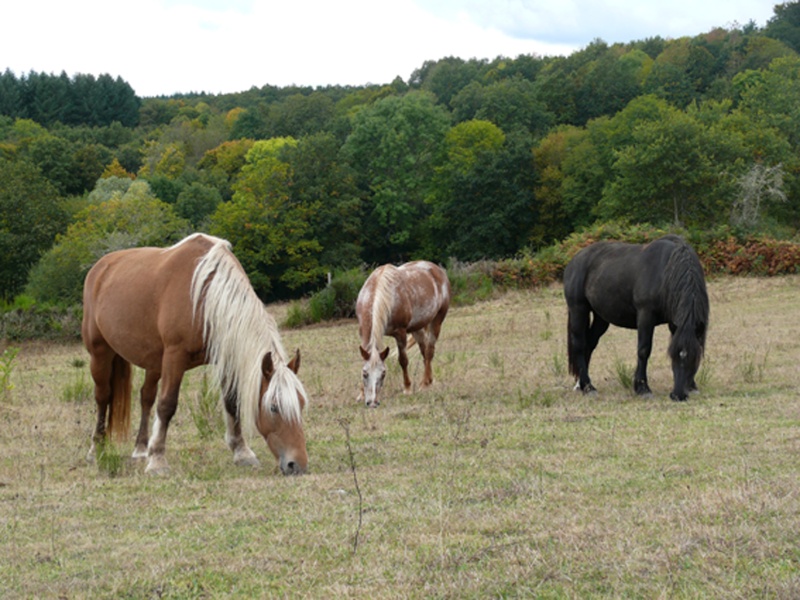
[359,346,370,361]
[379,347,390,361]
[261,352,275,379]
[288,349,301,374]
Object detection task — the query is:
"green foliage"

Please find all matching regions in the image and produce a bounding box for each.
[209,137,325,300]
[0,158,70,299]
[3,11,800,316]
[284,267,367,328]
[25,181,190,305]
[0,70,140,127]
[342,91,451,261]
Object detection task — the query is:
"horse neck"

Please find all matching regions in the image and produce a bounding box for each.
[663,243,708,332]
[191,241,292,434]
[366,267,399,352]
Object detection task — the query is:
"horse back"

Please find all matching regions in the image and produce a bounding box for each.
[564,238,679,328]
[82,236,215,370]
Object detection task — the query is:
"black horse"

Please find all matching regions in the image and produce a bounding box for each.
[563,235,709,401]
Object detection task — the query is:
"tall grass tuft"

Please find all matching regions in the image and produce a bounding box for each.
[188,371,224,440]
[613,357,634,391]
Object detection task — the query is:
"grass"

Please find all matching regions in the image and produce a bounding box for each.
[1,276,800,598]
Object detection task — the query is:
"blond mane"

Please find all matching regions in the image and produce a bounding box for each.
[368,265,399,352]
[189,236,304,436]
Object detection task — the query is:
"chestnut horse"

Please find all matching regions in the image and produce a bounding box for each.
[356,261,450,407]
[82,233,309,475]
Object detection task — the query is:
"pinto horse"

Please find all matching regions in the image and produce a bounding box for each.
[563,235,709,401]
[82,233,309,475]
[356,261,450,407]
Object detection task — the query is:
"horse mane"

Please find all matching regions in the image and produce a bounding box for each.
[662,237,709,355]
[189,236,304,436]
[368,265,399,353]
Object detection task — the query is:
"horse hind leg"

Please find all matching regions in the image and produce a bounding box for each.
[86,349,114,462]
[395,332,412,393]
[412,328,435,388]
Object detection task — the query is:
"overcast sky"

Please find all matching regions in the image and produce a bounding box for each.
[3,0,778,97]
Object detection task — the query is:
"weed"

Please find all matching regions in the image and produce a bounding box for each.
[0,346,19,399]
[738,346,770,383]
[95,439,124,477]
[188,371,223,440]
[613,357,634,391]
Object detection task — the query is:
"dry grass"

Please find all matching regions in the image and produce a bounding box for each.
[1,276,800,598]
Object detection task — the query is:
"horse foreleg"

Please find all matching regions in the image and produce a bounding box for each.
[634,318,655,395]
[145,357,184,475]
[223,394,260,467]
[132,370,159,459]
[395,331,412,393]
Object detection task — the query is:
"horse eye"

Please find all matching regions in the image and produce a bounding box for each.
[270,404,279,414]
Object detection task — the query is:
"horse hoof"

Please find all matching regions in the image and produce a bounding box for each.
[131,448,148,460]
[234,454,261,468]
[670,393,688,402]
[145,457,170,475]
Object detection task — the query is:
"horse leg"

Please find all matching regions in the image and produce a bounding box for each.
[412,330,432,388]
[132,369,159,459]
[145,352,185,475]
[223,390,260,467]
[634,317,655,395]
[86,347,114,462]
[395,331,412,393]
[585,315,609,369]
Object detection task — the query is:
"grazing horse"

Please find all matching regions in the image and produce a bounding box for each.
[82,233,309,475]
[563,235,708,401]
[356,261,450,407]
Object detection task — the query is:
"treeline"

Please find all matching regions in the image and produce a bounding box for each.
[1,2,800,308]
[0,70,140,127]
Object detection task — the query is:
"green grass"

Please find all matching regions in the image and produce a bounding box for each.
[1,276,799,598]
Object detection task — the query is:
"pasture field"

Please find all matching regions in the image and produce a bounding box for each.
[1,275,799,599]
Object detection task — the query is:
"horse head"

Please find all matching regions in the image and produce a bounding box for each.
[359,345,390,408]
[256,350,308,474]
[668,321,706,401]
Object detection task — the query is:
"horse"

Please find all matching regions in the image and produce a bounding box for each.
[81,233,309,475]
[356,261,450,407]
[563,234,708,401]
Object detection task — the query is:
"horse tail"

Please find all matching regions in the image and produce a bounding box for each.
[567,311,580,378]
[106,354,132,442]
[563,256,586,379]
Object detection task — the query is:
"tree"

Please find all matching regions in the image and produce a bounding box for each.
[426,129,537,261]
[342,91,451,262]
[281,132,362,269]
[0,158,69,298]
[598,107,743,226]
[208,138,324,300]
[451,78,554,136]
[25,181,190,304]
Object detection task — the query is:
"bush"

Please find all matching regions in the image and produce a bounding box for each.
[284,267,367,328]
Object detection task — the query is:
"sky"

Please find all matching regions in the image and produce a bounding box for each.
[3,0,778,97]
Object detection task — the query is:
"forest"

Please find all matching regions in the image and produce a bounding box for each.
[1,2,799,308]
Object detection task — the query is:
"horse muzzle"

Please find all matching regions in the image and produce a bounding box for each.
[279,454,306,475]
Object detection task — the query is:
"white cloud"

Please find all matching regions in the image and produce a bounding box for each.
[1,0,778,97]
